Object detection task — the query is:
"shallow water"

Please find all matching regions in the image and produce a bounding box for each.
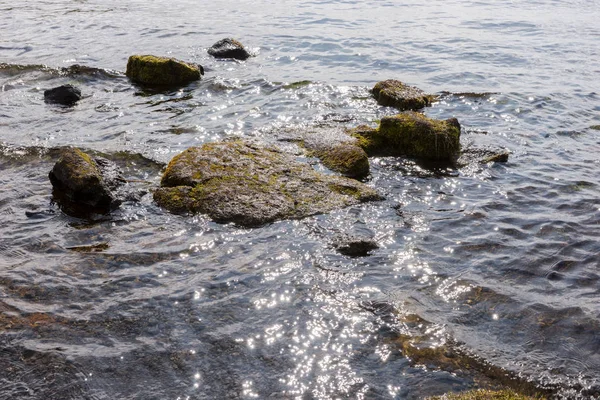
[1,1,600,399]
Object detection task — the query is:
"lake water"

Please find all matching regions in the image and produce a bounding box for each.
[1,1,600,399]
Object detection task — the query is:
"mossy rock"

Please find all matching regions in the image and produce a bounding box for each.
[372,79,435,111]
[126,55,201,86]
[311,142,370,179]
[427,389,544,400]
[153,140,381,226]
[350,112,461,161]
[49,148,121,216]
[207,38,251,60]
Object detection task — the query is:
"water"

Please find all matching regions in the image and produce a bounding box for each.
[1,1,600,399]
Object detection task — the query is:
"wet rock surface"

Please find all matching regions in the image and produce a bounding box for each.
[372,79,434,111]
[351,112,461,162]
[153,140,381,226]
[43,84,82,106]
[126,55,201,86]
[48,148,124,216]
[208,38,251,60]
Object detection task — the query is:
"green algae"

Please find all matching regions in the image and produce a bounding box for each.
[126,55,201,86]
[283,80,312,89]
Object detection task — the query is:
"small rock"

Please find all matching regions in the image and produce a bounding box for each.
[126,55,201,86]
[372,80,434,111]
[44,84,82,106]
[49,148,122,216]
[207,38,251,60]
[312,142,370,179]
[456,147,510,166]
[350,112,461,162]
[333,234,378,257]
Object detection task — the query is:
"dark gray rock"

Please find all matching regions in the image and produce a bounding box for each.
[208,38,251,60]
[44,84,82,106]
[372,80,435,111]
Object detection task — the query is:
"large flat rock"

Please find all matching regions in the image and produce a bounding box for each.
[153,140,381,226]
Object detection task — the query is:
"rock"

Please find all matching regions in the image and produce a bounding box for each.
[332,234,378,257]
[126,55,201,86]
[350,112,461,161]
[311,142,370,179]
[207,38,251,60]
[590,125,600,131]
[49,148,123,216]
[43,84,82,106]
[372,79,434,111]
[456,147,509,166]
[153,140,381,227]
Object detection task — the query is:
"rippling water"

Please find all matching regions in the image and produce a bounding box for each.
[1,1,600,399]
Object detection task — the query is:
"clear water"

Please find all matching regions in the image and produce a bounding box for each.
[1,1,600,399]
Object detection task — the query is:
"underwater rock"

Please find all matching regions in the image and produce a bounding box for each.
[126,55,202,86]
[207,38,251,60]
[350,112,461,161]
[312,142,370,179]
[332,234,378,257]
[456,147,509,166]
[49,148,123,216]
[43,84,82,106]
[153,140,381,227]
[372,79,435,111]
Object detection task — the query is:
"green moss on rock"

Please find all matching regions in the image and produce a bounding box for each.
[126,55,201,86]
[350,112,461,161]
[154,140,381,226]
[372,79,436,111]
[48,148,117,215]
[312,142,370,179]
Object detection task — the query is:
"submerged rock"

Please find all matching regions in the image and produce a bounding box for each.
[49,148,123,216]
[126,55,202,86]
[153,140,381,226]
[43,84,82,106]
[332,234,378,257]
[350,112,461,161]
[372,79,434,111]
[208,38,251,60]
[456,147,509,166]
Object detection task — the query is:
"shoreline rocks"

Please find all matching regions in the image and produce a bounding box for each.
[153,140,381,227]
[126,55,202,86]
[208,38,251,60]
[372,79,435,111]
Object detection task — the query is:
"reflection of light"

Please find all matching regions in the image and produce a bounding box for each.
[493,313,499,320]
[436,279,472,303]
[242,380,259,398]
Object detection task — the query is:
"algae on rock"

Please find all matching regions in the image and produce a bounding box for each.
[427,389,544,400]
[49,148,122,216]
[311,142,370,179]
[350,112,461,161]
[153,140,381,226]
[126,55,201,86]
[372,79,435,111]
